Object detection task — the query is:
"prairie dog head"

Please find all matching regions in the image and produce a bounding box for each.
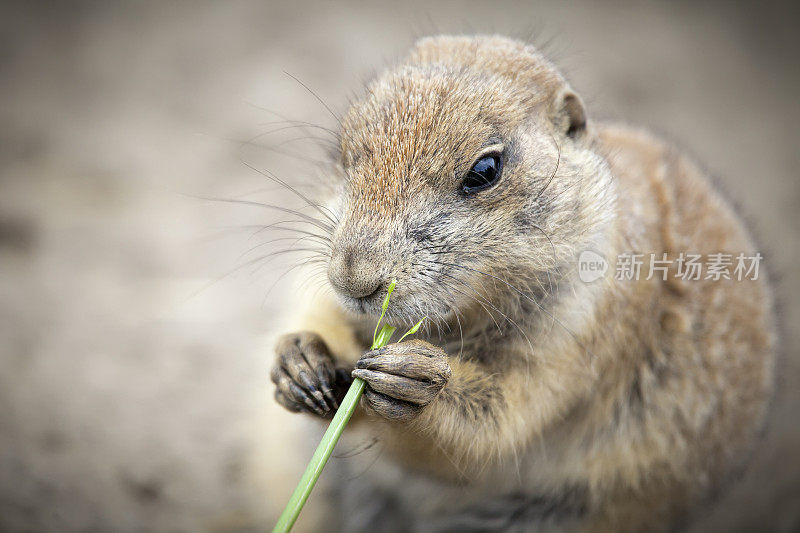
[326,35,614,329]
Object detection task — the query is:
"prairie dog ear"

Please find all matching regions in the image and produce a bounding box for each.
[553,89,587,139]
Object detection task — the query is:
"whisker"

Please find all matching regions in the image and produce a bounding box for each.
[239,160,340,227]
[254,120,338,138]
[534,137,561,202]
[332,437,379,459]
[262,252,329,305]
[283,70,342,127]
[242,220,332,244]
[195,195,333,234]
[437,261,594,359]
[431,268,533,349]
[194,131,325,166]
[236,235,330,263]
[182,242,323,302]
[417,268,503,335]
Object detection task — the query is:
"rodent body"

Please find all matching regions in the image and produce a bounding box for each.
[269,36,775,532]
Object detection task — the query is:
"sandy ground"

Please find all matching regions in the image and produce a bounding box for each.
[1,1,798,531]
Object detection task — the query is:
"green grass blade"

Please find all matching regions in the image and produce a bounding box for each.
[373,325,396,349]
[372,280,396,345]
[274,281,416,532]
[272,378,365,533]
[397,316,427,343]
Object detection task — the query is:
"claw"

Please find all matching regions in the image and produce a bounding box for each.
[354,357,375,369]
[317,371,338,409]
[289,382,327,416]
[298,370,329,411]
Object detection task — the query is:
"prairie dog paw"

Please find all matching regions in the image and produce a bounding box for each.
[352,339,451,421]
[271,331,348,417]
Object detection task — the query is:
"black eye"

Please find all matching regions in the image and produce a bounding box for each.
[462,154,502,195]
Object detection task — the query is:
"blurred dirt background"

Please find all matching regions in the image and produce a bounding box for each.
[1,1,798,531]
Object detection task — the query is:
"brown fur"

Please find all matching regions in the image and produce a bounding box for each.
[269,35,775,532]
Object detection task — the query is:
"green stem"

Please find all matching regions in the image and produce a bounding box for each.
[273,280,423,532]
[272,377,366,533]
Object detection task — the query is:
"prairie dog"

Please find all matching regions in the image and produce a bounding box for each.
[268,35,775,532]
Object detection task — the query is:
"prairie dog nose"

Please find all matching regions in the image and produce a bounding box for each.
[328,245,383,299]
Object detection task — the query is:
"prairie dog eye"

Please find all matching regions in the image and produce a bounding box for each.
[461,153,503,194]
